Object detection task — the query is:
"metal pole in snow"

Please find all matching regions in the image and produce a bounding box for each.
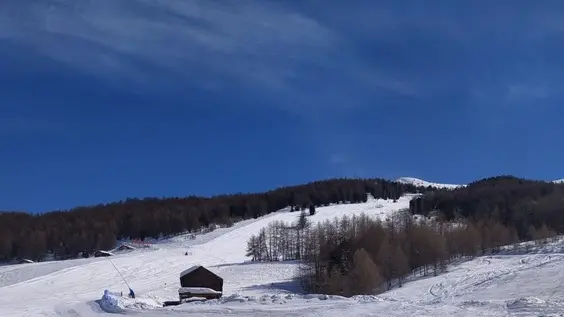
[108,258,132,290]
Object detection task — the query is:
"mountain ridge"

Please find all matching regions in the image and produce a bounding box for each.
[396,176,564,189]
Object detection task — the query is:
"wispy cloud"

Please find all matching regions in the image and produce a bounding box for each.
[3,0,564,136]
[507,84,550,101]
[0,0,417,116]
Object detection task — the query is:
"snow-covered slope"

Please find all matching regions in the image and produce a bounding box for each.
[2,194,564,317]
[397,176,564,188]
[0,195,414,317]
[396,176,464,189]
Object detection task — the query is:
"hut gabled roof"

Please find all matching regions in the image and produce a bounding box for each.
[95,250,114,256]
[180,265,202,278]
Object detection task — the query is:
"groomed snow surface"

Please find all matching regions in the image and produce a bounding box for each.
[1,194,564,316]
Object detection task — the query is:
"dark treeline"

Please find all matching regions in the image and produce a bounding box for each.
[409,176,564,240]
[0,178,418,262]
[248,210,557,296]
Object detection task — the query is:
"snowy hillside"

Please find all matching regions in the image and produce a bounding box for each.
[2,194,564,316]
[0,195,413,317]
[395,176,464,189]
[397,176,564,188]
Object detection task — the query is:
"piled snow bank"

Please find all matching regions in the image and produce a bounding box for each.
[505,296,564,316]
[505,296,546,310]
[179,293,380,306]
[99,289,162,313]
[99,290,125,313]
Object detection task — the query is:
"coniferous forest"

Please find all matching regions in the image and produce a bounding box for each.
[409,176,564,239]
[0,178,415,261]
[1,175,564,266]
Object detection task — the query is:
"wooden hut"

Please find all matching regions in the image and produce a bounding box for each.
[116,244,135,252]
[178,265,223,301]
[94,250,114,257]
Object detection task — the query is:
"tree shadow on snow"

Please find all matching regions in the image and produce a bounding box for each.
[211,260,300,268]
[211,261,259,268]
[239,279,302,294]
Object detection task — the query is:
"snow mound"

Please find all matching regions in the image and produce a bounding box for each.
[181,293,373,307]
[395,177,464,189]
[505,297,564,316]
[99,290,161,313]
[505,296,547,310]
[179,293,296,306]
[460,300,490,307]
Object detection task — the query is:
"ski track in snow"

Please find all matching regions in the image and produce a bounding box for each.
[2,194,564,316]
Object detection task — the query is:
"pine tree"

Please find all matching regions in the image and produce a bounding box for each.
[297,211,309,230]
[309,205,316,216]
[246,235,259,261]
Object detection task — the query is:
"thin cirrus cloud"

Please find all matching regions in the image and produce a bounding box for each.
[506,84,550,101]
[2,0,564,117]
[0,1,416,113]
[2,1,564,182]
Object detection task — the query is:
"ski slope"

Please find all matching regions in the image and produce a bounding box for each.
[1,194,564,316]
[0,195,412,316]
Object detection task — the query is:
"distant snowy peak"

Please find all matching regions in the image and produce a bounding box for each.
[397,177,564,188]
[395,177,464,190]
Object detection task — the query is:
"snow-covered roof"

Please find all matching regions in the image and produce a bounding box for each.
[180,265,202,278]
[178,287,221,294]
[96,250,114,255]
[117,244,135,250]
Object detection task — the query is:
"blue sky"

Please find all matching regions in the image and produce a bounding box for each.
[1,1,564,213]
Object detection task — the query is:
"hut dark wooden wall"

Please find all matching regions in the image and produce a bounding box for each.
[180,266,223,292]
